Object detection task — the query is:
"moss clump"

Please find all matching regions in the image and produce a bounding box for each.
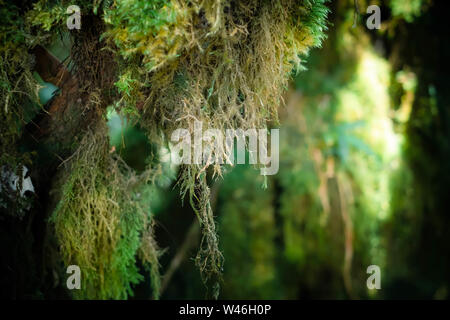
[106,1,329,145]
[51,124,161,299]
[0,1,41,214]
[177,165,224,298]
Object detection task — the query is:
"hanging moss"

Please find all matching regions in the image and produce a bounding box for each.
[103,0,329,292]
[50,124,161,299]
[2,0,331,299]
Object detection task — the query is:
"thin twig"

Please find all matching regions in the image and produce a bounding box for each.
[352,0,360,28]
[159,180,222,296]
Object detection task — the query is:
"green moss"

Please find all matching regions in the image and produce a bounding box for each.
[51,125,161,299]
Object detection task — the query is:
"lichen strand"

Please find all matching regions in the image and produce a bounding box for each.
[51,124,161,299]
[178,165,224,298]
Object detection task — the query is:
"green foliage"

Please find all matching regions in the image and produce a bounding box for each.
[103,0,177,70]
[26,0,66,32]
[298,0,330,47]
[390,0,429,23]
